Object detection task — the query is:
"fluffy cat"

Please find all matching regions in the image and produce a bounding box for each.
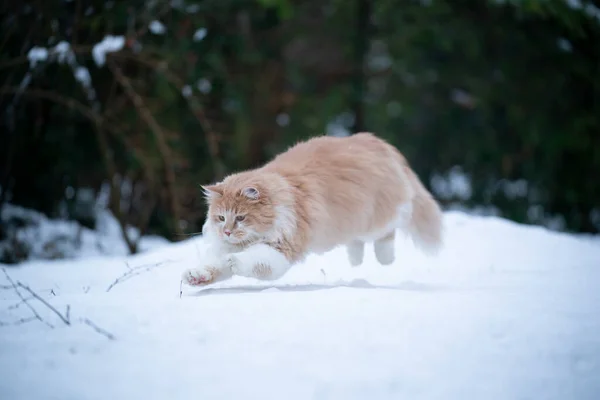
[182,132,443,286]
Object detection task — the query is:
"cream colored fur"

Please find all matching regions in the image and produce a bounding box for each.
[182,132,443,286]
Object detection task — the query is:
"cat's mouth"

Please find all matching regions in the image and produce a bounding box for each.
[222,232,259,245]
[222,234,245,244]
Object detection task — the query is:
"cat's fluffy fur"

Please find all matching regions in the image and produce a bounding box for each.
[182,132,443,286]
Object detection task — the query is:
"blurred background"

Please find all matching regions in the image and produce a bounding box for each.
[1,0,599,262]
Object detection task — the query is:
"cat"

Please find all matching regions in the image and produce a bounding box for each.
[182,132,443,286]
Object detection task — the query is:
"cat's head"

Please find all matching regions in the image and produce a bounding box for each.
[201,177,278,244]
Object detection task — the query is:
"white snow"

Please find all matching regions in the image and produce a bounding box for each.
[196,78,212,94]
[0,204,168,261]
[181,84,192,97]
[27,47,48,68]
[74,67,92,89]
[193,27,207,41]
[558,37,573,52]
[52,41,74,64]
[24,42,96,103]
[450,88,475,108]
[326,112,355,137]
[565,0,600,22]
[276,113,290,127]
[149,20,166,35]
[92,35,125,67]
[186,4,200,13]
[1,210,600,399]
[431,166,472,200]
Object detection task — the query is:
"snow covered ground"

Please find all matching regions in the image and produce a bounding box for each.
[1,210,600,400]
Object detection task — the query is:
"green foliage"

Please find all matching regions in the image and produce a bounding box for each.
[1,0,599,245]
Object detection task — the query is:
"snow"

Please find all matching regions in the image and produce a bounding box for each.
[193,27,207,41]
[326,112,355,137]
[558,37,573,52]
[149,20,166,35]
[196,77,212,94]
[27,47,48,68]
[276,112,290,127]
[431,166,472,200]
[92,35,125,67]
[0,204,169,261]
[26,41,76,68]
[24,41,98,105]
[1,210,600,400]
[53,41,74,64]
[450,88,475,108]
[565,0,600,22]
[186,4,200,13]
[74,67,92,89]
[181,84,192,97]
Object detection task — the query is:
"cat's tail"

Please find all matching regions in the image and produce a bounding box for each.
[405,165,444,254]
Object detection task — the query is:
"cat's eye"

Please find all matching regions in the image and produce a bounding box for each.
[218,215,225,221]
[236,215,245,222]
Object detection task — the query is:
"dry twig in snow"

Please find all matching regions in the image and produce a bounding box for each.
[106,259,174,292]
[16,282,71,325]
[0,316,38,327]
[81,318,116,341]
[1,269,116,340]
[2,268,54,328]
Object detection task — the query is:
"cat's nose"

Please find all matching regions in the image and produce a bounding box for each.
[224,230,231,236]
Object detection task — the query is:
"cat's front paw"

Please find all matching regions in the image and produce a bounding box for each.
[182,267,218,286]
[225,253,253,278]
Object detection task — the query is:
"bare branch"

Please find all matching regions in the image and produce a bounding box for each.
[109,53,225,179]
[0,7,170,71]
[106,260,174,292]
[91,108,139,254]
[0,44,95,70]
[0,88,125,136]
[2,271,116,340]
[0,316,38,327]
[108,62,183,237]
[81,318,116,340]
[6,296,35,310]
[2,268,54,328]
[16,282,71,326]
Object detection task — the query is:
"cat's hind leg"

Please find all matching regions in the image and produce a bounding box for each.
[374,230,396,265]
[346,240,365,266]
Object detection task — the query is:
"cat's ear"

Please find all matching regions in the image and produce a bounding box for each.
[201,184,223,200]
[241,187,260,200]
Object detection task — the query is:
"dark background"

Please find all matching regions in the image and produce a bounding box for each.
[1,0,599,258]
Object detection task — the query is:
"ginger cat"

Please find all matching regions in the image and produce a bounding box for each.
[182,132,443,286]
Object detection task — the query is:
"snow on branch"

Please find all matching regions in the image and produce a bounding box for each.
[193,28,207,41]
[27,47,48,68]
[24,40,99,107]
[92,35,125,67]
[149,20,166,35]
